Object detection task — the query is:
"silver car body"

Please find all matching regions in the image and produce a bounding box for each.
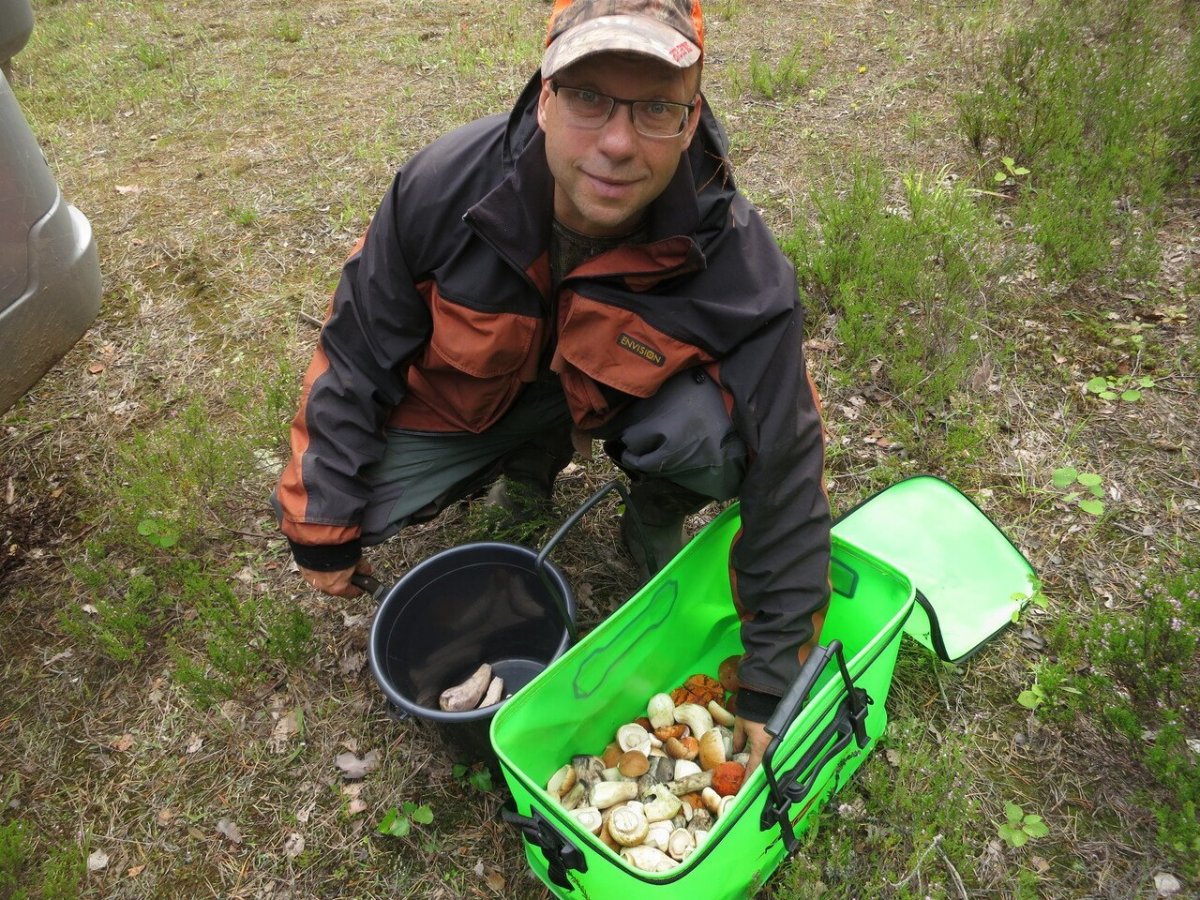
[0,0,101,413]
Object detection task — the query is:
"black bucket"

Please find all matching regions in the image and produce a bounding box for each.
[365,480,646,766]
[367,542,576,765]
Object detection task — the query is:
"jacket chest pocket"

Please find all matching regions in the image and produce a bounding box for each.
[406,289,543,432]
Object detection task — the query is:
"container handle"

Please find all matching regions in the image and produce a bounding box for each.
[534,479,653,644]
[758,641,872,855]
[500,802,587,890]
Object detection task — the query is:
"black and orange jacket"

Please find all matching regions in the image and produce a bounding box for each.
[272,75,831,706]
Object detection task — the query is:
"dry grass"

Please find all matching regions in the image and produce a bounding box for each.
[2,0,1198,898]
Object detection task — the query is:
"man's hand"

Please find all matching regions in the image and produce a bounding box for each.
[299,559,374,598]
[733,716,771,777]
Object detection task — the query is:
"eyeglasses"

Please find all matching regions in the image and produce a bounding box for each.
[550,82,695,139]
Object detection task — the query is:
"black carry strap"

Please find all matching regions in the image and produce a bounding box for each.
[759,641,872,856]
[501,802,587,890]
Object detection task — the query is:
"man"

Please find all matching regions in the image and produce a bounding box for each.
[272,0,830,772]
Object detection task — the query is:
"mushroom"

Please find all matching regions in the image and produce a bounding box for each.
[636,756,675,795]
[667,827,696,862]
[664,736,699,761]
[672,703,713,740]
[642,784,683,823]
[608,802,649,847]
[571,806,603,835]
[438,663,491,712]
[572,755,605,793]
[601,767,636,783]
[646,693,676,730]
[665,770,713,796]
[590,780,638,809]
[559,782,586,811]
[616,723,653,754]
[673,759,701,781]
[701,786,723,816]
[697,729,727,771]
[644,819,673,852]
[687,808,713,835]
[617,750,650,778]
[707,699,735,728]
[620,845,678,873]
[546,764,576,800]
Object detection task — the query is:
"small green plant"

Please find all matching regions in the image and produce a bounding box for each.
[1017,679,1046,711]
[452,764,494,793]
[137,516,179,549]
[272,14,303,43]
[997,801,1049,848]
[1052,467,1105,516]
[133,40,169,71]
[1085,374,1154,402]
[992,155,1030,185]
[377,802,434,838]
[228,205,259,227]
[748,45,816,99]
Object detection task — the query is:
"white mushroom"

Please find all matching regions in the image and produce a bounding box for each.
[571,806,603,835]
[707,699,736,728]
[667,827,696,861]
[590,780,638,809]
[616,723,653,754]
[672,703,714,739]
[608,802,650,847]
[478,675,505,709]
[620,845,678,873]
[438,663,491,712]
[644,819,673,852]
[546,764,576,799]
[647,693,676,730]
[701,786,723,816]
[641,784,683,823]
[673,759,701,781]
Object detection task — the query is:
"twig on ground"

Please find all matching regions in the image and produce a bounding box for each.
[890,832,943,889]
[299,311,324,329]
[935,838,970,899]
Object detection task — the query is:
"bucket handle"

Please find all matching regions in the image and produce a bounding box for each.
[758,640,872,855]
[534,479,653,645]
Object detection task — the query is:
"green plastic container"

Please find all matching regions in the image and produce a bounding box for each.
[491,505,916,898]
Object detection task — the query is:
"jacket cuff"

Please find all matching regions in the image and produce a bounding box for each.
[734,687,778,723]
[289,538,362,572]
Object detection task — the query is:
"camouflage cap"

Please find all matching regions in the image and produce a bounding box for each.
[542,0,704,79]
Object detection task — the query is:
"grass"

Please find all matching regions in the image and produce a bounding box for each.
[0,0,1197,897]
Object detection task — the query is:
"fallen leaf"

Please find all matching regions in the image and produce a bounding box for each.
[341,611,370,628]
[347,798,367,816]
[885,748,901,767]
[185,733,204,754]
[110,734,135,752]
[1155,872,1181,896]
[87,849,109,871]
[126,864,146,878]
[114,184,145,195]
[335,749,380,780]
[474,860,506,892]
[268,709,301,754]
[283,832,305,859]
[156,808,175,825]
[88,363,107,375]
[339,650,366,676]
[216,818,243,844]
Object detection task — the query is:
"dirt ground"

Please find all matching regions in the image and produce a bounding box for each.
[2,1,1198,898]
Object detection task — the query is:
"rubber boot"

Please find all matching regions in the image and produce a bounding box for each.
[620,479,711,578]
[484,426,575,527]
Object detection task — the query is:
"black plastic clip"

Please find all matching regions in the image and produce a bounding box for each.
[501,802,587,890]
[758,641,873,856]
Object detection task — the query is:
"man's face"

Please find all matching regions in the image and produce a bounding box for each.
[537,53,702,238]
